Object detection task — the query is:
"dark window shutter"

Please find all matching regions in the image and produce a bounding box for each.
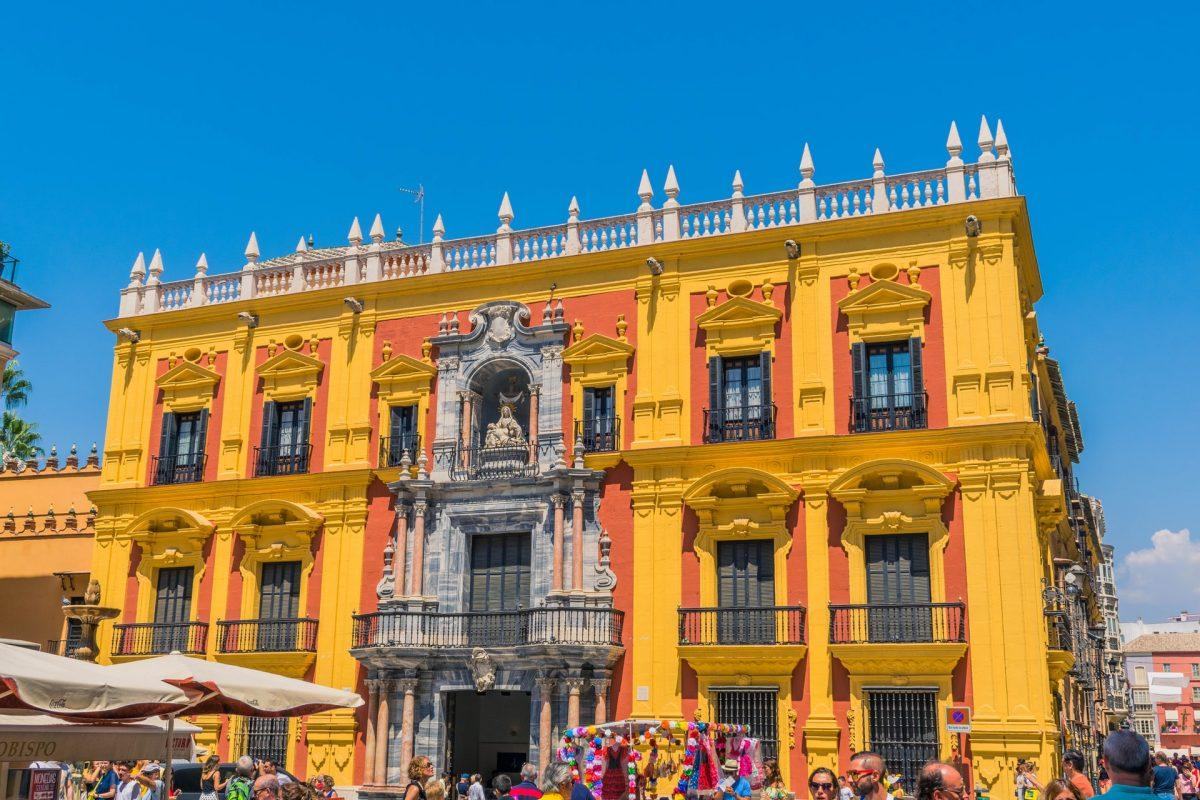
[708,356,722,437]
[909,337,925,415]
[718,544,736,607]
[759,351,772,412]
[159,412,178,458]
[582,387,596,425]
[852,343,868,399]
[298,397,313,446]
[388,406,403,441]
[260,401,278,449]
[195,408,209,458]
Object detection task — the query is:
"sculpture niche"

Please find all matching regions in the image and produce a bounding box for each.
[477,380,531,477]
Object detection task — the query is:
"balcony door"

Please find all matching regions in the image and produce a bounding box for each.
[582,386,616,451]
[258,561,301,650]
[468,532,531,645]
[717,540,775,644]
[259,399,311,475]
[708,353,771,441]
[157,410,208,484]
[153,566,194,653]
[866,533,932,642]
[386,405,418,465]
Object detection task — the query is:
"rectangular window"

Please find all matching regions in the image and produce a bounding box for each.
[257,561,302,650]
[717,540,776,644]
[467,532,532,647]
[865,533,933,642]
[706,353,773,442]
[382,405,418,467]
[851,338,926,432]
[256,399,311,476]
[233,717,290,769]
[1193,687,1200,702]
[154,409,209,485]
[712,688,779,760]
[580,386,618,452]
[865,689,939,796]
[1193,664,1199,680]
[1165,664,1173,672]
[153,567,194,653]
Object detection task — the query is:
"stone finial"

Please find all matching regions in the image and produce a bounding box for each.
[978,115,995,158]
[432,214,445,241]
[572,319,584,343]
[449,313,460,333]
[65,505,77,530]
[86,443,99,468]
[147,249,164,284]
[543,298,553,323]
[663,165,680,204]
[23,507,35,531]
[381,340,393,361]
[65,443,79,470]
[637,169,653,206]
[417,449,429,480]
[46,445,58,471]
[848,264,861,291]
[574,433,586,468]
[194,253,208,277]
[995,119,1010,160]
[399,448,412,472]
[907,263,922,285]
[3,509,12,533]
[872,148,885,175]
[128,252,147,285]
[498,192,514,227]
[295,236,308,252]
[705,285,718,307]
[799,143,815,183]
[438,312,448,334]
[568,196,580,219]
[395,226,404,242]
[44,506,56,531]
[616,314,628,341]
[732,170,744,198]
[244,232,260,263]
[421,337,433,362]
[348,217,363,245]
[762,279,774,302]
[370,213,385,244]
[554,298,564,322]
[946,120,963,159]
[554,441,567,470]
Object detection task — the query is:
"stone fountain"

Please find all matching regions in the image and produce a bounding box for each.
[61,579,119,662]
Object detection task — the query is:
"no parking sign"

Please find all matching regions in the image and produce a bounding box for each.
[946,706,972,733]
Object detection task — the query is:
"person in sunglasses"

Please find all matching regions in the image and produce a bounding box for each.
[848,753,892,800]
[810,768,839,800]
[916,762,967,800]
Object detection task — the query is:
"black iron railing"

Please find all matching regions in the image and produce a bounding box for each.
[678,606,806,646]
[150,452,207,485]
[450,443,539,481]
[379,434,422,468]
[850,392,928,433]
[217,618,319,653]
[352,607,624,649]
[703,404,777,443]
[576,417,620,452]
[253,443,312,477]
[112,621,208,656]
[829,602,965,644]
[45,639,79,657]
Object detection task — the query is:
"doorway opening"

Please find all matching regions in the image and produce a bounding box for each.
[447,690,532,783]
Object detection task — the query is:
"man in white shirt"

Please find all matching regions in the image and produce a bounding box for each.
[115,763,139,800]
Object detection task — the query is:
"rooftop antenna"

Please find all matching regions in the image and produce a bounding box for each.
[398,185,425,244]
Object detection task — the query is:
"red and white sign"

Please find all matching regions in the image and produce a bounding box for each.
[946,706,972,733]
[29,768,59,800]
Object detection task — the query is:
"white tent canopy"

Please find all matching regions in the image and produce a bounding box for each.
[0,714,200,763]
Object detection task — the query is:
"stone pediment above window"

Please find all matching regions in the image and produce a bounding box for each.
[837,278,931,344]
[123,506,215,566]
[563,334,633,379]
[696,296,782,357]
[155,361,221,412]
[257,349,324,402]
[370,353,437,396]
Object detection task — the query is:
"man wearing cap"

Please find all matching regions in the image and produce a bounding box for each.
[135,763,165,800]
[720,759,751,800]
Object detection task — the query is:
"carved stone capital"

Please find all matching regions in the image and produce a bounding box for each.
[591,678,611,699]
[395,678,419,694]
[550,494,567,510]
[564,677,586,694]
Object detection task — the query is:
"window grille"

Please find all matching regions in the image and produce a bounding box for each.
[232,716,290,768]
[865,689,939,795]
[711,687,778,759]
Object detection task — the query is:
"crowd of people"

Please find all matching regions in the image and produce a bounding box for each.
[59,755,339,800]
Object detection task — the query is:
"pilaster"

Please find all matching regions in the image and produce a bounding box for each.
[219,327,254,479]
[789,247,830,434]
[630,474,684,718]
[632,267,685,447]
[798,477,840,768]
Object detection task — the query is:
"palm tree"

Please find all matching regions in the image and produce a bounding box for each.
[2,362,31,410]
[0,411,42,460]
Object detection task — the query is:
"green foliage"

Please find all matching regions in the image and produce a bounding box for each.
[2,362,31,410]
[0,410,42,460]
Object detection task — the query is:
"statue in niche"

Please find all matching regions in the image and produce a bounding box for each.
[484,376,527,448]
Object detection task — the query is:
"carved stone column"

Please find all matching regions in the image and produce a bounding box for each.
[528,384,540,462]
[373,678,393,785]
[536,675,557,771]
[459,392,473,467]
[571,489,585,592]
[565,676,585,729]
[396,675,419,781]
[592,678,611,725]
[551,495,566,593]
[395,502,409,597]
[363,679,380,785]
[411,501,427,599]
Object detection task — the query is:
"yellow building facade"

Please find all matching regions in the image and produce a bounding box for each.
[90,118,1108,795]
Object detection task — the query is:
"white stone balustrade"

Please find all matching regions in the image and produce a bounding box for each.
[118,116,1018,317]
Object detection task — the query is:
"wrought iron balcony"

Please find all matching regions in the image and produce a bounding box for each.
[449,443,539,481]
[44,638,80,658]
[216,618,319,653]
[576,417,620,453]
[828,602,966,644]
[253,443,312,477]
[850,391,928,433]
[677,606,806,646]
[379,434,422,468]
[352,606,624,649]
[703,404,777,443]
[112,621,208,656]
[150,452,207,485]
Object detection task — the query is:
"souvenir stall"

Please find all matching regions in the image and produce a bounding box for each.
[558,720,764,800]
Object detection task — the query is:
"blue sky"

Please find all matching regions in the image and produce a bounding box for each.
[1,3,1195,620]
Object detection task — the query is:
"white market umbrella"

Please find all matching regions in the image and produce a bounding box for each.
[0,643,189,721]
[0,713,201,762]
[107,652,363,791]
